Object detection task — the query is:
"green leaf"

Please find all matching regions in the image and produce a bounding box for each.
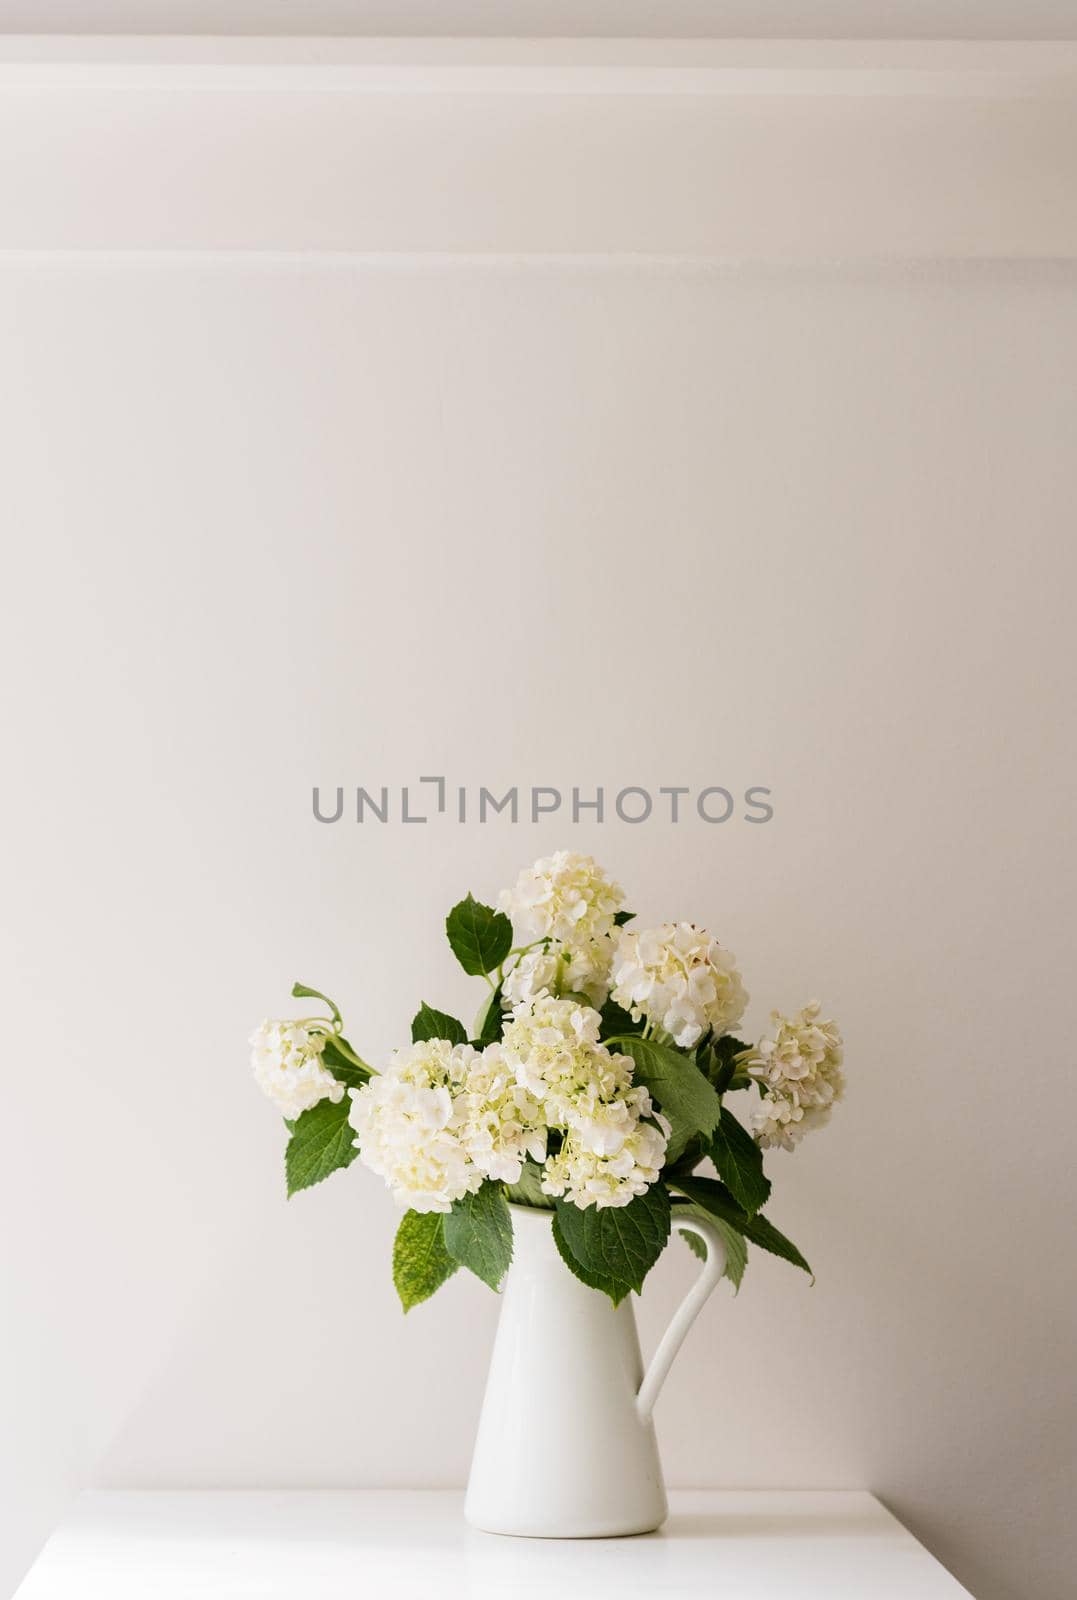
[742,1211,813,1278]
[674,1203,748,1292]
[554,1184,671,1296]
[445,894,514,977]
[613,910,635,926]
[291,981,341,1026]
[699,1034,750,1093]
[411,1002,467,1047]
[599,997,641,1039]
[472,985,504,1047]
[392,1210,459,1312]
[443,1182,514,1290]
[664,1135,706,1178]
[709,1106,770,1216]
[285,1096,358,1197]
[320,1035,369,1091]
[551,1209,633,1306]
[504,1159,551,1210]
[613,1035,723,1157]
[672,1174,812,1278]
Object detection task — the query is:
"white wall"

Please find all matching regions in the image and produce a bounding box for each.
[2,256,1074,1600]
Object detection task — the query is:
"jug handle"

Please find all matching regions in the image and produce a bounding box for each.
[636,1211,727,1423]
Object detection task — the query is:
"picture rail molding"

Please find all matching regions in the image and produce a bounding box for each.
[1,37,1076,259]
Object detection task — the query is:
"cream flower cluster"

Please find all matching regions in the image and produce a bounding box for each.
[499,851,623,1010]
[500,850,624,946]
[349,1038,548,1212]
[457,1044,548,1185]
[609,922,747,1049]
[745,1002,845,1151]
[501,940,614,1011]
[541,1120,668,1211]
[351,997,668,1213]
[249,1020,344,1120]
[500,996,669,1209]
[349,1039,483,1213]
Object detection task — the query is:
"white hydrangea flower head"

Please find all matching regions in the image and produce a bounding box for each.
[459,1043,548,1185]
[746,1001,844,1152]
[541,1115,669,1210]
[249,1020,344,1120]
[499,851,624,948]
[610,922,748,1049]
[500,995,605,1118]
[501,935,616,1011]
[501,994,668,1207]
[567,1077,657,1158]
[349,1039,483,1213]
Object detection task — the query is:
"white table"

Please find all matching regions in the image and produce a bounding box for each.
[15,1489,974,1598]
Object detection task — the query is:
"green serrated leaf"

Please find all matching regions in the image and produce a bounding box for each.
[707,1035,751,1093]
[445,894,514,977]
[673,1204,748,1292]
[599,997,642,1039]
[613,1035,723,1158]
[551,1209,633,1305]
[291,981,341,1025]
[472,984,504,1047]
[392,1210,459,1312]
[411,1002,467,1047]
[554,1184,671,1296]
[741,1211,812,1278]
[443,1182,514,1290]
[320,1035,370,1091]
[715,1218,749,1290]
[709,1106,770,1216]
[665,1135,706,1178]
[285,1096,358,1197]
[672,1174,812,1278]
[504,1159,552,1210]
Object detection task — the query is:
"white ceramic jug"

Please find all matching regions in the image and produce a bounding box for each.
[464,1202,727,1539]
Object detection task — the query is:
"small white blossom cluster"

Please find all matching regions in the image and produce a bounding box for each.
[610,921,747,1048]
[457,1044,548,1185]
[501,942,613,1010]
[500,850,623,946]
[349,1039,549,1213]
[249,1020,344,1120]
[745,1001,845,1151]
[350,996,667,1213]
[501,997,669,1210]
[500,851,623,1010]
[350,1040,482,1213]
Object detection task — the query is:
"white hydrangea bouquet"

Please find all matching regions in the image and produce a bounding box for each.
[250,851,844,1309]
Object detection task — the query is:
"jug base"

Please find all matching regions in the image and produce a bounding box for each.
[464,1506,668,1540]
